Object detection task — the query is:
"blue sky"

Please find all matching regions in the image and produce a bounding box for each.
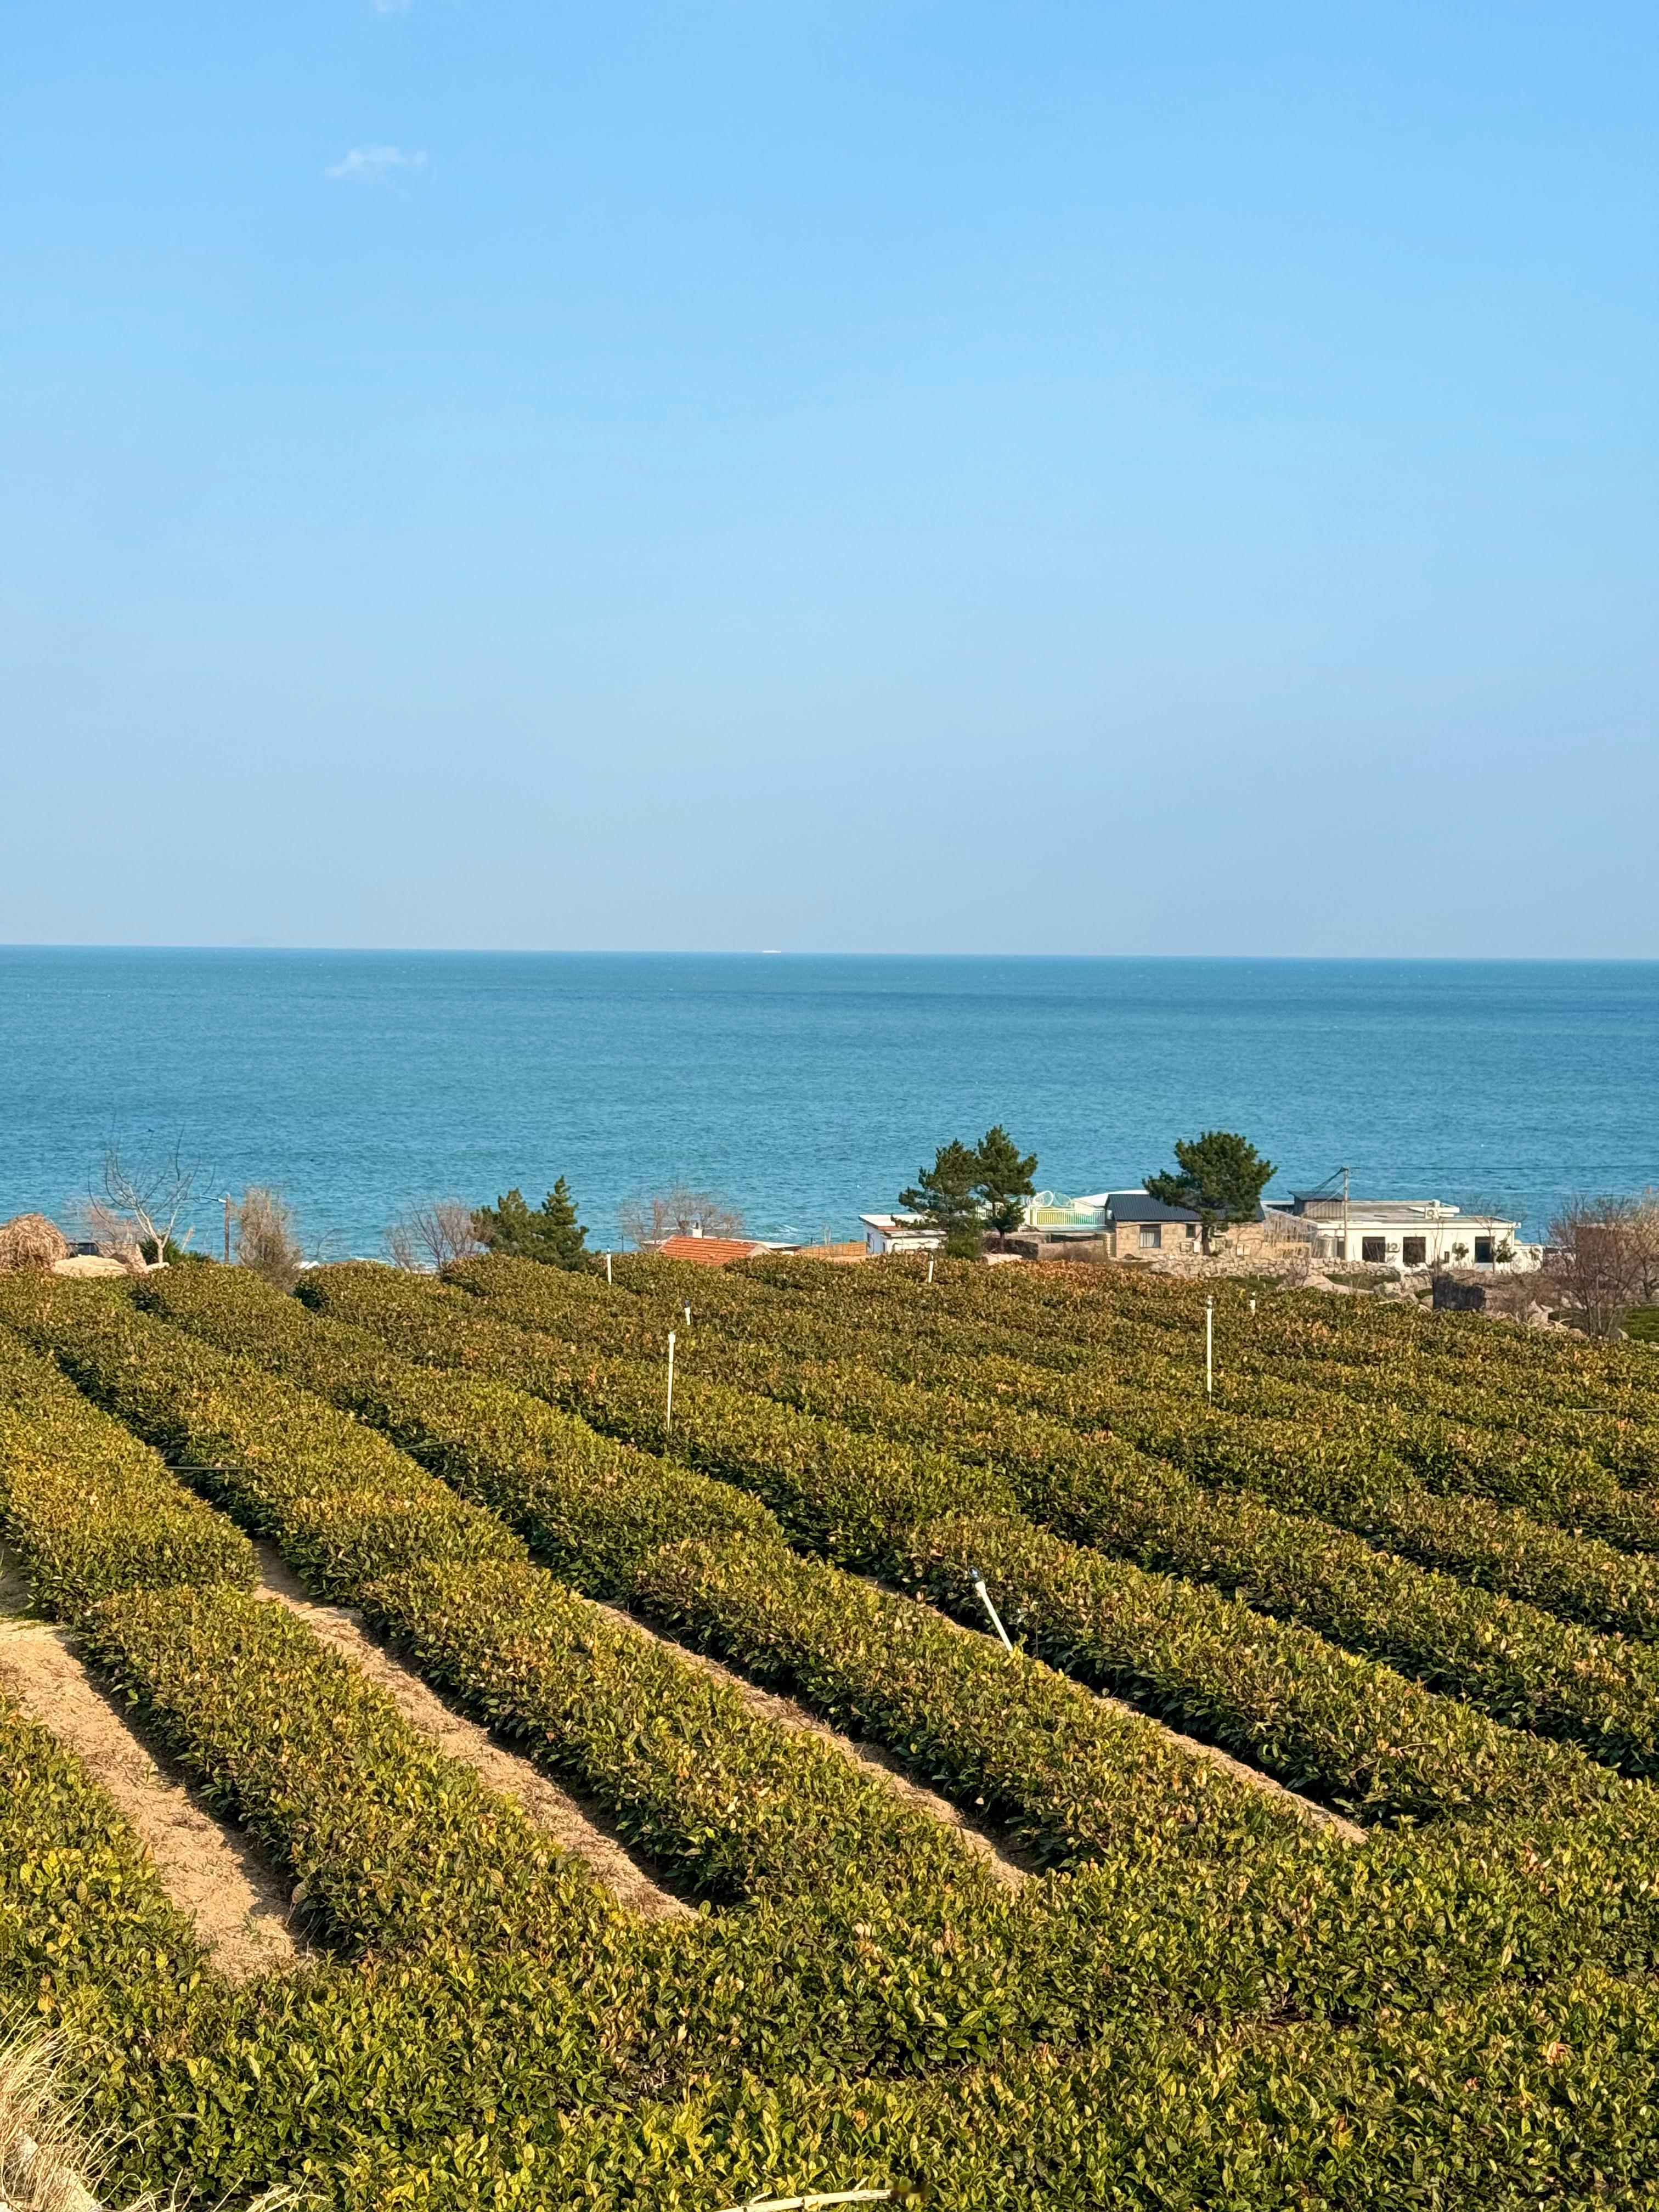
[2,2,1655,954]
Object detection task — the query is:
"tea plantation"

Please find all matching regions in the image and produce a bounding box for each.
[3,1251,1659,2208]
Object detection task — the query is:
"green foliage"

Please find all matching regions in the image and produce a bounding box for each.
[899,1137,982,1242]
[472,1178,591,1269]
[897,1126,1040,1248]
[634,1531,1295,1866]
[18,1243,1659,2202]
[1626,1305,1659,1344]
[1146,1129,1276,1248]
[137,1236,202,1266]
[0,1310,257,1617]
[973,1123,1039,1235]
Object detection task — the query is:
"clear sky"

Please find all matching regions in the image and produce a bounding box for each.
[3,2,1655,955]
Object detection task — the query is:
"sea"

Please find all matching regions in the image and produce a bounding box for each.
[2,950,1655,1256]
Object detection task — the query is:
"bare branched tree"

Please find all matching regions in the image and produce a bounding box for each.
[1458,1193,1520,1268]
[616,1185,746,1251]
[86,1135,208,1267]
[1545,1193,1659,1336]
[387,1199,483,1273]
[235,1187,303,1291]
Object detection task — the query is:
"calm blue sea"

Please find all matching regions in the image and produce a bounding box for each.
[2,951,1655,1254]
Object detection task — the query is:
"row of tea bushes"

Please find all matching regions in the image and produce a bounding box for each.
[296,1263,1628,1825]
[0,1321,257,1615]
[442,1262,1659,1773]
[0,1273,528,1601]
[20,1275,1659,2205]
[0,1291,678,2203]
[299,1263,1011,1568]
[362,1967,1659,2212]
[655,1250,1659,1517]
[131,1271,1659,2038]
[0,1684,211,2047]
[3,1278,1144,2107]
[79,1580,634,1966]
[629,1533,1305,1865]
[654,1324,1659,1641]
[139,1263,781,1596]
[5,1279,1023,1912]
[905,1514,1618,1826]
[605,1251,1659,1622]
[743,1251,1659,1474]
[143,1264,1304,1867]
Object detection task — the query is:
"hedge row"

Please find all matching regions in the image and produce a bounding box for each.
[144,1264,1302,1867]
[906,1514,1617,1825]
[0,1319,257,1615]
[20,1277,1659,2205]
[0,1291,678,2202]
[297,1262,1628,1826]
[139,1263,780,1597]
[0,1683,210,2028]
[299,1263,1011,1570]
[639,1245,1659,1499]
[630,1532,1299,1865]
[718,1251,1659,1488]
[0,1273,527,1602]
[667,1324,1659,1642]
[79,1580,634,1966]
[362,1967,1659,2212]
[1,1278,1122,2121]
[439,1261,1659,1776]
[668,1265,1659,1610]
[7,1277,1022,1910]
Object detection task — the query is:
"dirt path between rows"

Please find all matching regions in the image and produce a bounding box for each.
[0,1559,305,1981]
[252,1545,690,1921]
[594,1599,1036,1888]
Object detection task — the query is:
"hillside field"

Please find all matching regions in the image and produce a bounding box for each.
[4,1251,1659,2208]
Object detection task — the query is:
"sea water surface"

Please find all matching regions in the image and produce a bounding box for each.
[2,950,1655,1253]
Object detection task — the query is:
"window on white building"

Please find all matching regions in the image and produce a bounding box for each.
[1362,1236,1386,1263]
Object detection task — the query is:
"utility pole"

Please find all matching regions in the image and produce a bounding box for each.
[1205,1296,1214,1398]
[1342,1165,1351,1267]
[222,1193,233,1266]
[665,1331,676,1437]
[605,1251,612,1285]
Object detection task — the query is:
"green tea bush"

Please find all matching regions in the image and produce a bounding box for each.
[905,1513,1616,1826]
[0,1317,256,1615]
[298,1263,1631,1825]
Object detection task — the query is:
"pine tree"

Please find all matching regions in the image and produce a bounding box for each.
[1145,1132,1275,1253]
[473,1178,591,1269]
[899,1139,984,1256]
[973,1125,1039,1236]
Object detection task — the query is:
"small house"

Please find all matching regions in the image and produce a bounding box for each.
[860,1212,945,1257]
[1263,1195,1534,1271]
[1096,1189,1204,1257]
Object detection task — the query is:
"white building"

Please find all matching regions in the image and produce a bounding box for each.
[860,1212,946,1256]
[1264,1194,1537,1271]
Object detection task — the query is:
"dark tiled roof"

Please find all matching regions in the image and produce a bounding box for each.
[1105,1192,1201,1225]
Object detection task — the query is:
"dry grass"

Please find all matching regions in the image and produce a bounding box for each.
[0,2032,300,2212]
[0,1218,70,1276]
[0,2033,100,2212]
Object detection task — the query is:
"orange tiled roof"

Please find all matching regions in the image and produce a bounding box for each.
[655,1236,765,1267]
